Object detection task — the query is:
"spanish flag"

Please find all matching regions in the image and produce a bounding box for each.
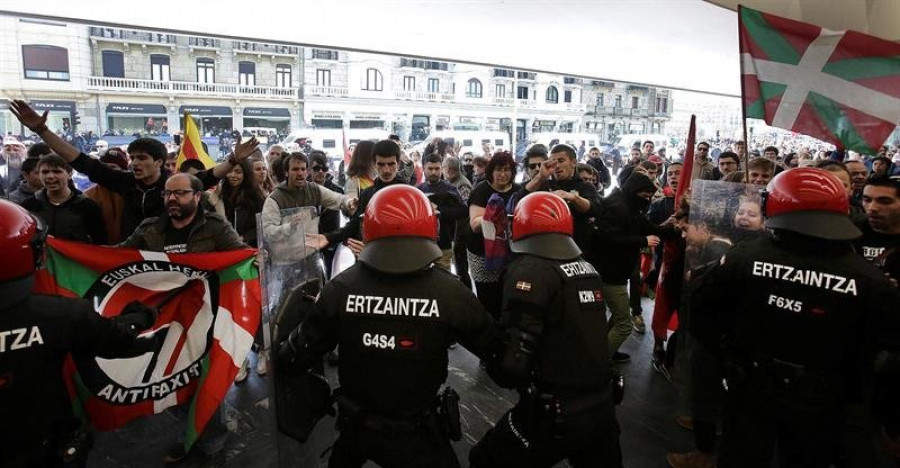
[176,113,216,170]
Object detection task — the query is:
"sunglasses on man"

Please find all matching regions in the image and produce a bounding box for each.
[311,165,328,172]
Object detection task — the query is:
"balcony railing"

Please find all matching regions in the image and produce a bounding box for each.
[307,86,349,97]
[89,27,176,45]
[566,102,586,112]
[517,98,536,109]
[593,106,615,116]
[234,41,300,56]
[493,97,515,106]
[393,90,454,102]
[87,76,298,100]
[631,108,648,117]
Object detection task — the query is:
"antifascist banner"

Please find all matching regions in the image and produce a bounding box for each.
[32,237,260,450]
[739,5,900,154]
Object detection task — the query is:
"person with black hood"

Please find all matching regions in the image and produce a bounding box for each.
[8,100,259,239]
[21,154,107,244]
[594,172,678,363]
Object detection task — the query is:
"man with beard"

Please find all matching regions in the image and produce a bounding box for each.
[717,151,740,180]
[417,153,466,271]
[856,175,900,285]
[8,100,259,240]
[115,172,245,462]
[1,137,27,196]
[617,147,645,187]
[443,156,474,289]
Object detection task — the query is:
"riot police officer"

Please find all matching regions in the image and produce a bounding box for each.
[0,199,157,467]
[278,184,495,468]
[689,168,900,467]
[470,192,623,468]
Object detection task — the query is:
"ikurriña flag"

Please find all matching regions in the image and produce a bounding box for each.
[739,5,900,154]
[32,237,261,450]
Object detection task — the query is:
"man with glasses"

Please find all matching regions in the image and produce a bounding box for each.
[694,142,716,180]
[523,144,549,183]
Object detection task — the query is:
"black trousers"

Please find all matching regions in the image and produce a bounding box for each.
[719,381,843,467]
[328,416,459,468]
[452,240,472,290]
[469,400,622,468]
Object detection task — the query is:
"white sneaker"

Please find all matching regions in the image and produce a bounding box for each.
[235,358,249,383]
[256,350,268,376]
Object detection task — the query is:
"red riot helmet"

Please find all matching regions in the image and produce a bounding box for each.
[360,185,441,273]
[511,192,581,260]
[0,199,47,307]
[762,167,861,240]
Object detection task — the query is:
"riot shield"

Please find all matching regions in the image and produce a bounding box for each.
[255,206,337,464]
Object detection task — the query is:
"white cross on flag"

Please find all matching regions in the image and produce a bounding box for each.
[739,5,900,154]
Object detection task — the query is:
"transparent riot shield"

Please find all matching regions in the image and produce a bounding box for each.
[254,206,337,466]
[683,180,764,278]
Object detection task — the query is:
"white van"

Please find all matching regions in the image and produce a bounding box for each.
[618,133,670,151]
[412,130,510,155]
[531,132,602,151]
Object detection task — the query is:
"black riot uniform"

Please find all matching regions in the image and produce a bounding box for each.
[470,191,623,468]
[0,296,153,467]
[689,168,900,468]
[0,198,155,467]
[279,185,495,468]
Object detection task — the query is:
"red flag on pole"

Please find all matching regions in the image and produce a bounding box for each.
[651,115,696,340]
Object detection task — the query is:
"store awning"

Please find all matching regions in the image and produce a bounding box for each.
[107,103,167,115]
[243,107,291,118]
[179,106,232,117]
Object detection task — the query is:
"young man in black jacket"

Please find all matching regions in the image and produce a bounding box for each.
[595,172,678,362]
[22,154,107,244]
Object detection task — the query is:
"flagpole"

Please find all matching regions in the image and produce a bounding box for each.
[738,5,750,183]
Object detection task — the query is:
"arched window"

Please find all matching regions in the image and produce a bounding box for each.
[546,85,559,103]
[466,78,483,98]
[363,68,383,91]
[22,45,69,81]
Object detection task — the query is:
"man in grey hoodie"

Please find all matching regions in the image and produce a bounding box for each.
[9,157,42,205]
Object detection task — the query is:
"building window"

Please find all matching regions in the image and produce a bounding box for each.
[494,68,514,78]
[238,61,255,86]
[312,49,339,60]
[517,86,529,100]
[363,68,383,91]
[495,84,506,98]
[275,64,291,88]
[546,86,559,103]
[614,95,622,108]
[564,90,572,103]
[317,69,331,87]
[22,45,69,81]
[466,79,482,98]
[662,98,668,112]
[597,94,604,107]
[428,78,439,93]
[150,54,170,82]
[632,96,640,108]
[101,50,124,78]
[196,58,215,83]
[403,76,415,91]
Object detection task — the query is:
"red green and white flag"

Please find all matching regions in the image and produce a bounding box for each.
[739,5,900,154]
[32,237,261,450]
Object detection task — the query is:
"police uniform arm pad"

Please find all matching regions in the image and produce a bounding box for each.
[278,324,328,374]
[493,327,539,389]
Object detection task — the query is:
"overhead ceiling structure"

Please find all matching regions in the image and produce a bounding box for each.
[2,0,896,97]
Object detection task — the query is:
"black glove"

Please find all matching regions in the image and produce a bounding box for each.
[115,301,158,333]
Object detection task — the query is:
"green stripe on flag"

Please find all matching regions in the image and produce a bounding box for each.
[822,56,900,81]
[184,354,212,451]
[741,7,802,65]
[806,92,876,154]
[746,81,788,119]
[218,257,259,283]
[46,246,100,296]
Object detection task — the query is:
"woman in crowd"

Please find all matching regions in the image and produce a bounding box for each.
[729,197,765,245]
[219,158,268,382]
[250,156,276,195]
[467,151,520,318]
[344,140,376,199]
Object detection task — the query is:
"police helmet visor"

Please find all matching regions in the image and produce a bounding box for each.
[510,232,581,261]
[765,211,862,241]
[359,237,442,274]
